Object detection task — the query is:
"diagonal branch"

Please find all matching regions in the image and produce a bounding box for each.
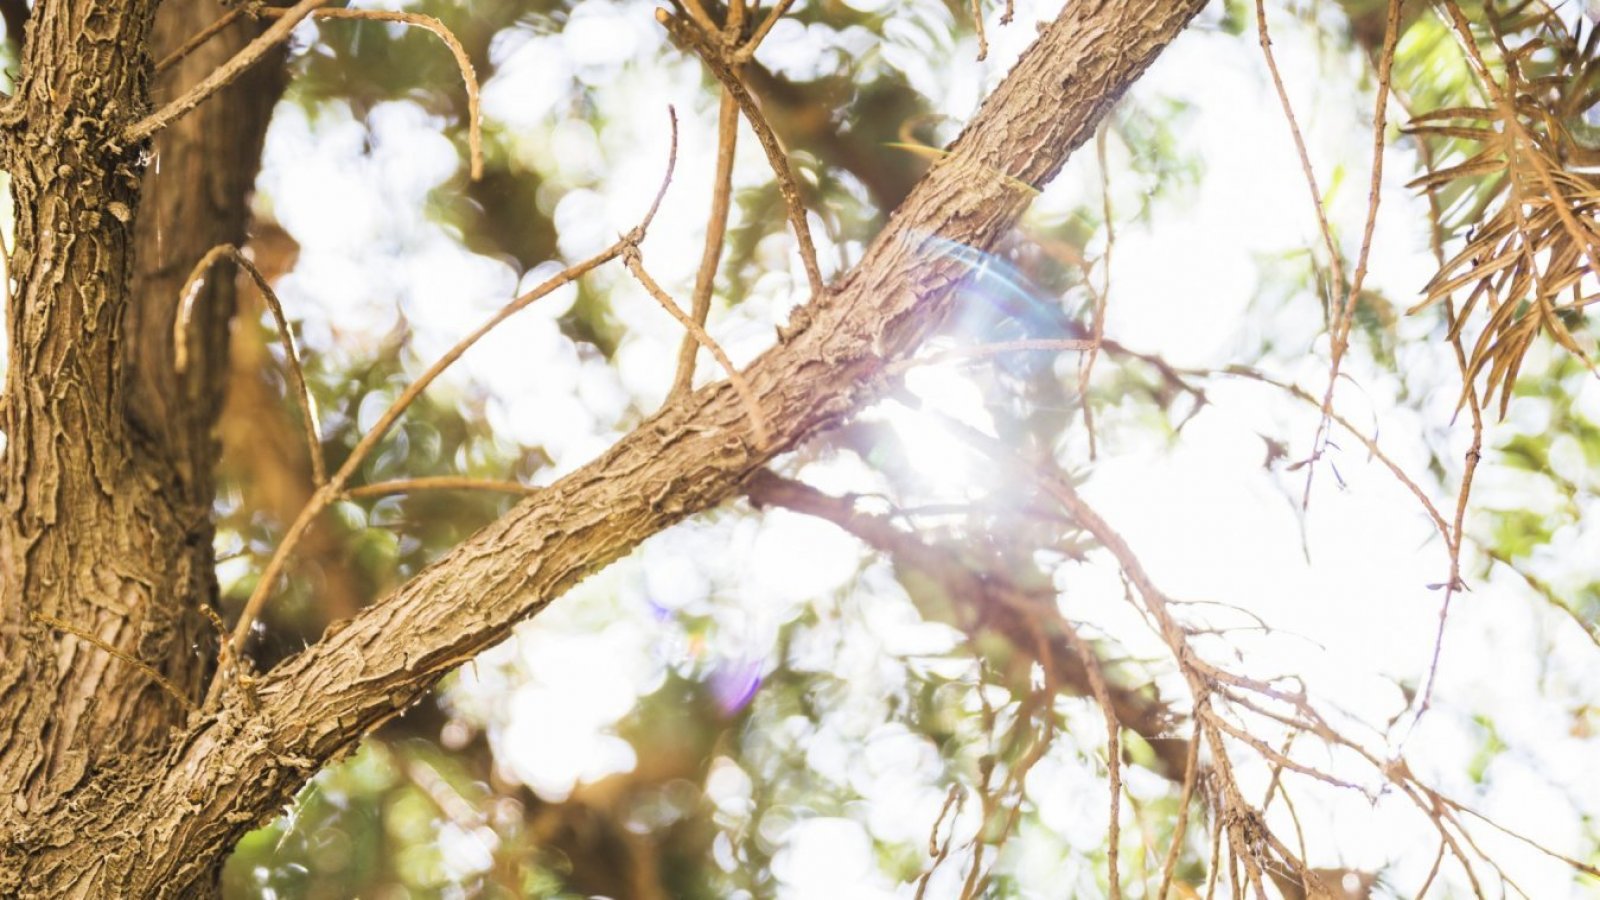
[743,470,1188,779]
[175,243,326,487]
[661,10,827,298]
[672,90,740,399]
[125,0,328,144]
[36,3,1210,893]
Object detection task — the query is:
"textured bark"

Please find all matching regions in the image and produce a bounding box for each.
[0,0,171,850]
[0,0,282,894]
[0,0,1207,895]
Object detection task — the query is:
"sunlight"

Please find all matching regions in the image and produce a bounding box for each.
[875,359,996,497]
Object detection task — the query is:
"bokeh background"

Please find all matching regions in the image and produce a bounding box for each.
[6,0,1599,896]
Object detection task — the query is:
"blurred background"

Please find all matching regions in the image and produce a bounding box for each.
[5,0,1599,896]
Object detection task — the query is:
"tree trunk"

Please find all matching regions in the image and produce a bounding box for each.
[0,0,282,894]
[0,0,1207,894]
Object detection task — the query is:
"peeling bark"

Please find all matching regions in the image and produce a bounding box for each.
[0,0,281,894]
[0,0,1207,894]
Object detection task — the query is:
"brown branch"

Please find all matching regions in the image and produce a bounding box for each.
[724,0,748,38]
[660,10,826,298]
[625,248,773,447]
[47,6,1211,892]
[969,0,989,61]
[31,614,197,713]
[258,7,484,180]
[744,470,1190,779]
[737,0,794,61]
[675,0,720,37]
[175,243,326,487]
[915,785,966,898]
[154,7,244,74]
[671,90,741,399]
[125,0,329,144]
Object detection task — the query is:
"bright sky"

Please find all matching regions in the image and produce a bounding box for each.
[3,0,1596,895]
[252,0,1600,895]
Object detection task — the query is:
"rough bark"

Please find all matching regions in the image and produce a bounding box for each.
[0,0,172,844]
[0,0,282,893]
[0,0,1208,894]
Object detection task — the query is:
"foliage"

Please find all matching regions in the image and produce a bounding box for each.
[111,0,1600,896]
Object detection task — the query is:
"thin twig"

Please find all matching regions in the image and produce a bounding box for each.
[1198,365,1452,543]
[969,0,989,61]
[1156,718,1204,900]
[176,243,326,487]
[154,7,245,74]
[660,10,825,298]
[1254,0,1347,315]
[1309,0,1402,479]
[1401,76,1485,731]
[32,613,196,712]
[1253,0,1351,507]
[671,89,740,398]
[1415,840,1448,898]
[1440,793,1600,878]
[1485,549,1600,647]
[737,0,795,62]
[1204,788,1224,900]
[259,7,483,180]
[625,249,772,447]
[1060,619,1124,899]
[1201,709,1366,794]
[126,0,330,144]
[1081,123,1115,459]
[219,111,680,664]
[915,785,966,899]
[224,244,621,656]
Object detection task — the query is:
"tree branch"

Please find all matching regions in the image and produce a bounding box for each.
[124,0,328,144]
[742,470,1187,779]
[21,2,1210,893]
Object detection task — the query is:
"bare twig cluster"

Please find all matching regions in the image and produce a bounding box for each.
[657,0,826,309]
[150,1,485,180]
[194,115,679,705]
[111,0,1600,895]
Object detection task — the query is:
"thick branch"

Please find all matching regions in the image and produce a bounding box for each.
[249,0,1207,753]
[7,2,1208,894]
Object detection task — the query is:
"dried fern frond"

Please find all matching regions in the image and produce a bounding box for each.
[1407,1,1600,414]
